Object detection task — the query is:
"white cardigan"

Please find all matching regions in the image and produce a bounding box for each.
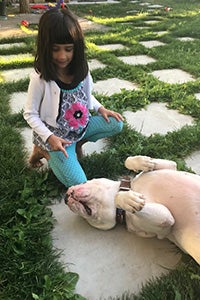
[23,70,102,142]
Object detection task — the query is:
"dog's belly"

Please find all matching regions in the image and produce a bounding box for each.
[132,169,200,229]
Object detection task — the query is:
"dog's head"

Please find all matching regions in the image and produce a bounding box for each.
[65,178,120,230]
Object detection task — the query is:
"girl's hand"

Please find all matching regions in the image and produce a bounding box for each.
[98,106,124,123]
[47,134,71,157]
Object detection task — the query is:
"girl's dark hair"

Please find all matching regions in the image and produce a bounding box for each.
[34,7,88,84]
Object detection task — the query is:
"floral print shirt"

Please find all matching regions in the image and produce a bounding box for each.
[33,80,90,151]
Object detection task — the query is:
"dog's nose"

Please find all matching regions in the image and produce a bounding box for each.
[64,190,74,205]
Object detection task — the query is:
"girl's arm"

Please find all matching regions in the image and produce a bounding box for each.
[23,71,53,142]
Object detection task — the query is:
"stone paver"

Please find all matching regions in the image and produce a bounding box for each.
[9,91,27,113]
[1,67,32,82]
[97,43,127,51]
[195,93,200,100]
[148,4,163,8]
[177,37,195,42]
[144,20,160,25]
[0,53,33,62]
[0,42,26,49]
[118,54,156,65]
[88,59,106,71]
[93,78,139,96]
[151,69,195,84]
[140,2,151,6]
[185,151,200,175]
[123,102,194,137]
[155,31,168,35]
[139,40,166,48]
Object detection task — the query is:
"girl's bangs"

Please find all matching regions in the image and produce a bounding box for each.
[50,25,74,44]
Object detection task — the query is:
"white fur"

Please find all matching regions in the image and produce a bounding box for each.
[66,155,200,265]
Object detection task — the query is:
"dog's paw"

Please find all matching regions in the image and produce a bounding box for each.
[115,190,145,213]
[125,155,155,172]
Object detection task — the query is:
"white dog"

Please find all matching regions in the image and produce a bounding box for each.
[65,155,200,265]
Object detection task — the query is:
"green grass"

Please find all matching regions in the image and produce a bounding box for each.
[1,0,200,299]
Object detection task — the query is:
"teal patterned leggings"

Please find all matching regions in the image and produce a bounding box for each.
[48,116,123,187]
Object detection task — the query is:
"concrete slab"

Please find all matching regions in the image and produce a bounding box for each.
[154,31,168,36]
[51,200,181,299]
[139,2,151,6]
[9,91,27,114]
[151,69,195,84]
[0,42,26,49]
[144,20,160,25]
[97,44,127,51]
[0,53,33,62]
[139,40,166,48]
[1,67,33,82]
[123,102,194,136]
[185,151,200,175]
[148,4,163,8]
[118,54,156,65]
[194,93,200,100]
[88,59,106,71]
[177,37,195,42]
[134,26,150,30]
[83,139,107,155]
[93,78,139,96]
[126,10,138,14]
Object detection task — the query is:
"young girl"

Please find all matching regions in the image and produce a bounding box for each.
[23,7,123,188]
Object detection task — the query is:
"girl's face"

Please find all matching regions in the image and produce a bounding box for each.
[52,43,74,71]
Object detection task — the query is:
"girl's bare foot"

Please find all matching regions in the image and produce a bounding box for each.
[29,145,49,168]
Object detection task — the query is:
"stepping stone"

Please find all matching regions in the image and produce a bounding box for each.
[151,69,195,84]
[118,54,156,65]
[139,40,166,48]
[140,2,151,5]
[52,200,181,299]
[148,4,163,8]
[144,20,160,25]
[194,93,200,100]
[88,59,106,71]
[177,37,195,42]
[1,67,33,82]
[97,44,127,51]
[0,42,26,49]
[9,92,27,114]
[123,102,194,137]
[185,151,200,175]
[154,31,168,36]
[126,10,138,14]
[93,78,138,96]
[83,139,107,155]
[0,53,33,62]
[134,26,150,30]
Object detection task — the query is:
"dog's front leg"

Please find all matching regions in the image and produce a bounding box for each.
[115,190,145,213]
[125,155,155,172]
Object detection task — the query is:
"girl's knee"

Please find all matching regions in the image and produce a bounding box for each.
[109,117,123,134]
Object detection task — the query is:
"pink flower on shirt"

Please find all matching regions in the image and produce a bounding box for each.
[64,103,88,129]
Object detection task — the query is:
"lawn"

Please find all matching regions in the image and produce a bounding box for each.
[1,0,200,299]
